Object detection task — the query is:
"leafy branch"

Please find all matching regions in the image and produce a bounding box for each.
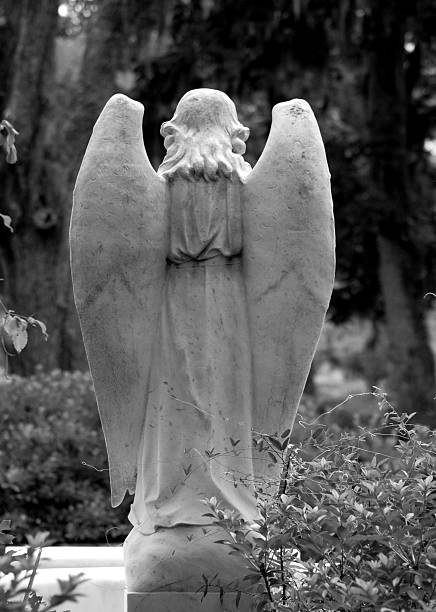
[204,404,436,611]
[0,521,86,612]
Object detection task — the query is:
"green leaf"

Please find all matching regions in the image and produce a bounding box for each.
[0,519,11,531]
[267,436,283,451]
[6,143,17,164]
[243,573,261,585]
[0,118,19,164]
[0,519,14,551]
[267,451,277,464]
[0,213,13,232]
[27,317,48,341]
[2,314,28,353]
[26,531,51,548]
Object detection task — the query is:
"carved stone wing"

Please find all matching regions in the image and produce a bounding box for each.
[70,94,168,507]
[242,99,335,443]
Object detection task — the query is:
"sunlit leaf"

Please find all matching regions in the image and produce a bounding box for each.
[0,118,19,164]
[27,316,48,340]
[0,213,13,232]
[2,314,28,353]
[26,531,51,548]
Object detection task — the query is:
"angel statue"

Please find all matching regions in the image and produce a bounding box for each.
[70,89,334,605]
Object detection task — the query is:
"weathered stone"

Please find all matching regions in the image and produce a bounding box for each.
[70,88,335,609]
[124,525,250,593]
[126,592,251,612]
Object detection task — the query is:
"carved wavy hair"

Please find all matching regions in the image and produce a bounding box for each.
[157,89,251,182]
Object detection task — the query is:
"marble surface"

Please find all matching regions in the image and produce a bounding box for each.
[127,591,251,612]
[70,88,335,598]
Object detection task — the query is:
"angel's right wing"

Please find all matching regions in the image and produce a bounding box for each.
[242,100,335,446]
[70,94,169,507]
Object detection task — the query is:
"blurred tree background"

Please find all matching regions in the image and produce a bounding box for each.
[1,0,436,424]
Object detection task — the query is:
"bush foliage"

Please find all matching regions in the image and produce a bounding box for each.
[206,397,436,611]
[0,369,130,544]
[2,371,436,611]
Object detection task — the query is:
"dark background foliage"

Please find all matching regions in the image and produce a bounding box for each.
[1,0,436,422]
[0,370,130,544]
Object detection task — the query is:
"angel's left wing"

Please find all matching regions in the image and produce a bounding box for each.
[242,99,335,447]
[70,94,169,507]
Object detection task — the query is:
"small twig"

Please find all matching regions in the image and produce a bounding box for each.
[260,562,274,604]
[81,460,109,472]
[23,547,42,607]
[280,546,287,604]
[303,392,378,427]
[278,443,292,496]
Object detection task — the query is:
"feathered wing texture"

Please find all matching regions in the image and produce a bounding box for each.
[70,94,168,507]
[242,99,335,442]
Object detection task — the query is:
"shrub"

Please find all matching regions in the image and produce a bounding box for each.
[207,395,436,611]
[0,521,85,612]
[0,369,131,544]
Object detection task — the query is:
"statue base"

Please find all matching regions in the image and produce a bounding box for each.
[126,591,251,612]
[124,524,254,597]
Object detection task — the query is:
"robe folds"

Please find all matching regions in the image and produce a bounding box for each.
[129,179,259,533]
[71,93,335,520]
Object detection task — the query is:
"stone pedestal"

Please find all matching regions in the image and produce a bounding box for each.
[123,525,254,611]
[124,525,251,589]
[126,591,251,612]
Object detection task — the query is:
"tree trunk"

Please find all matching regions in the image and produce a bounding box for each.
[0,0,66,374]
[53,0,130,371]
[0,0,134,374]
[57,0,173,370]
[368,0,436,425]
[377,236,435,424]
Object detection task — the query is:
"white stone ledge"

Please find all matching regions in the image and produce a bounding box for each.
[39,545,124,568]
